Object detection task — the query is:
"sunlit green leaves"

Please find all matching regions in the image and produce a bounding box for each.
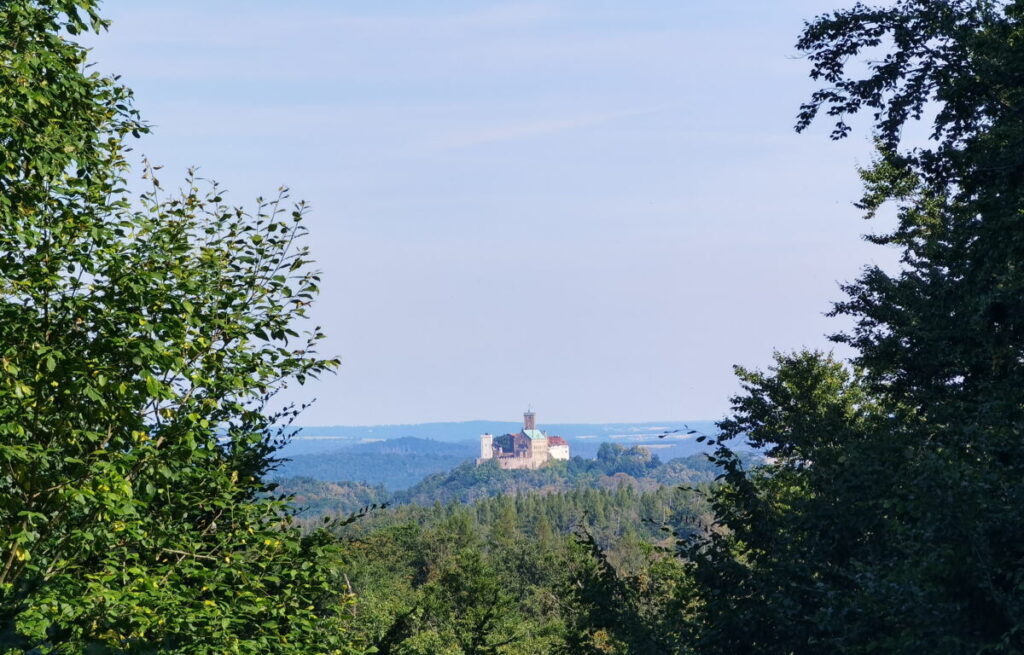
[0,2,356,653]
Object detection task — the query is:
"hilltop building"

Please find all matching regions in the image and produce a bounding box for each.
[478,411,570,470]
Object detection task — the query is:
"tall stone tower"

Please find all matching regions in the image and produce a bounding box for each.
[479,433,493,460]
[524,410,536,431]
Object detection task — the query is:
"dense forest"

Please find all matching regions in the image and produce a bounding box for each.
[336,486,708,654]
[4,0,1024,653]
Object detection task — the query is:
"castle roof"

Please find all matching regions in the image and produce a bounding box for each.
[523,429,546,441]
[548,436,568,446]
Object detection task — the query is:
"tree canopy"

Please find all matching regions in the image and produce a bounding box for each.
[681,1,1024,652]
[0,2,359,652]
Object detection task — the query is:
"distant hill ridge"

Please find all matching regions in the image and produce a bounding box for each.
[341,436,475,457]
[292,420,717,443]
[274,447,469,491]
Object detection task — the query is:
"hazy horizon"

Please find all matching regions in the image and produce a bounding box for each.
[293,416,708,428]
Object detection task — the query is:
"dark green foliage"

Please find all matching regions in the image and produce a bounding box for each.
[559,530,692,655]
[678,2,1024,653]
[683,352,892,652]
[0,2,360,652]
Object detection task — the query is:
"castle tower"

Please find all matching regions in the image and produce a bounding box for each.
[479,433,493,460]
[524,410,536,431]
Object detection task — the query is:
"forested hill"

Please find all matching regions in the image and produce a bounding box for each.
[278,444,761,520]
[391,446,724,507]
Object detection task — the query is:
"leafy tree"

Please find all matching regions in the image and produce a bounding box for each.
[801,2,1024,650]
[684,1,1024,652]
[559,529,689,655]
[0,1,358,652]
[420,549,522,655]
[684,352,890,652]
[358,525,529,654]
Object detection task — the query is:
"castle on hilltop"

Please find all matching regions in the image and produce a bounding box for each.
[477,410,570,470]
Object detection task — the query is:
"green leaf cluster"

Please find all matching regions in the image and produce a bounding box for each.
[678,1,1024,652]
[0,2,360,653]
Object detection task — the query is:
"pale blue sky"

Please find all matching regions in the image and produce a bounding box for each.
[86,1,896,425]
